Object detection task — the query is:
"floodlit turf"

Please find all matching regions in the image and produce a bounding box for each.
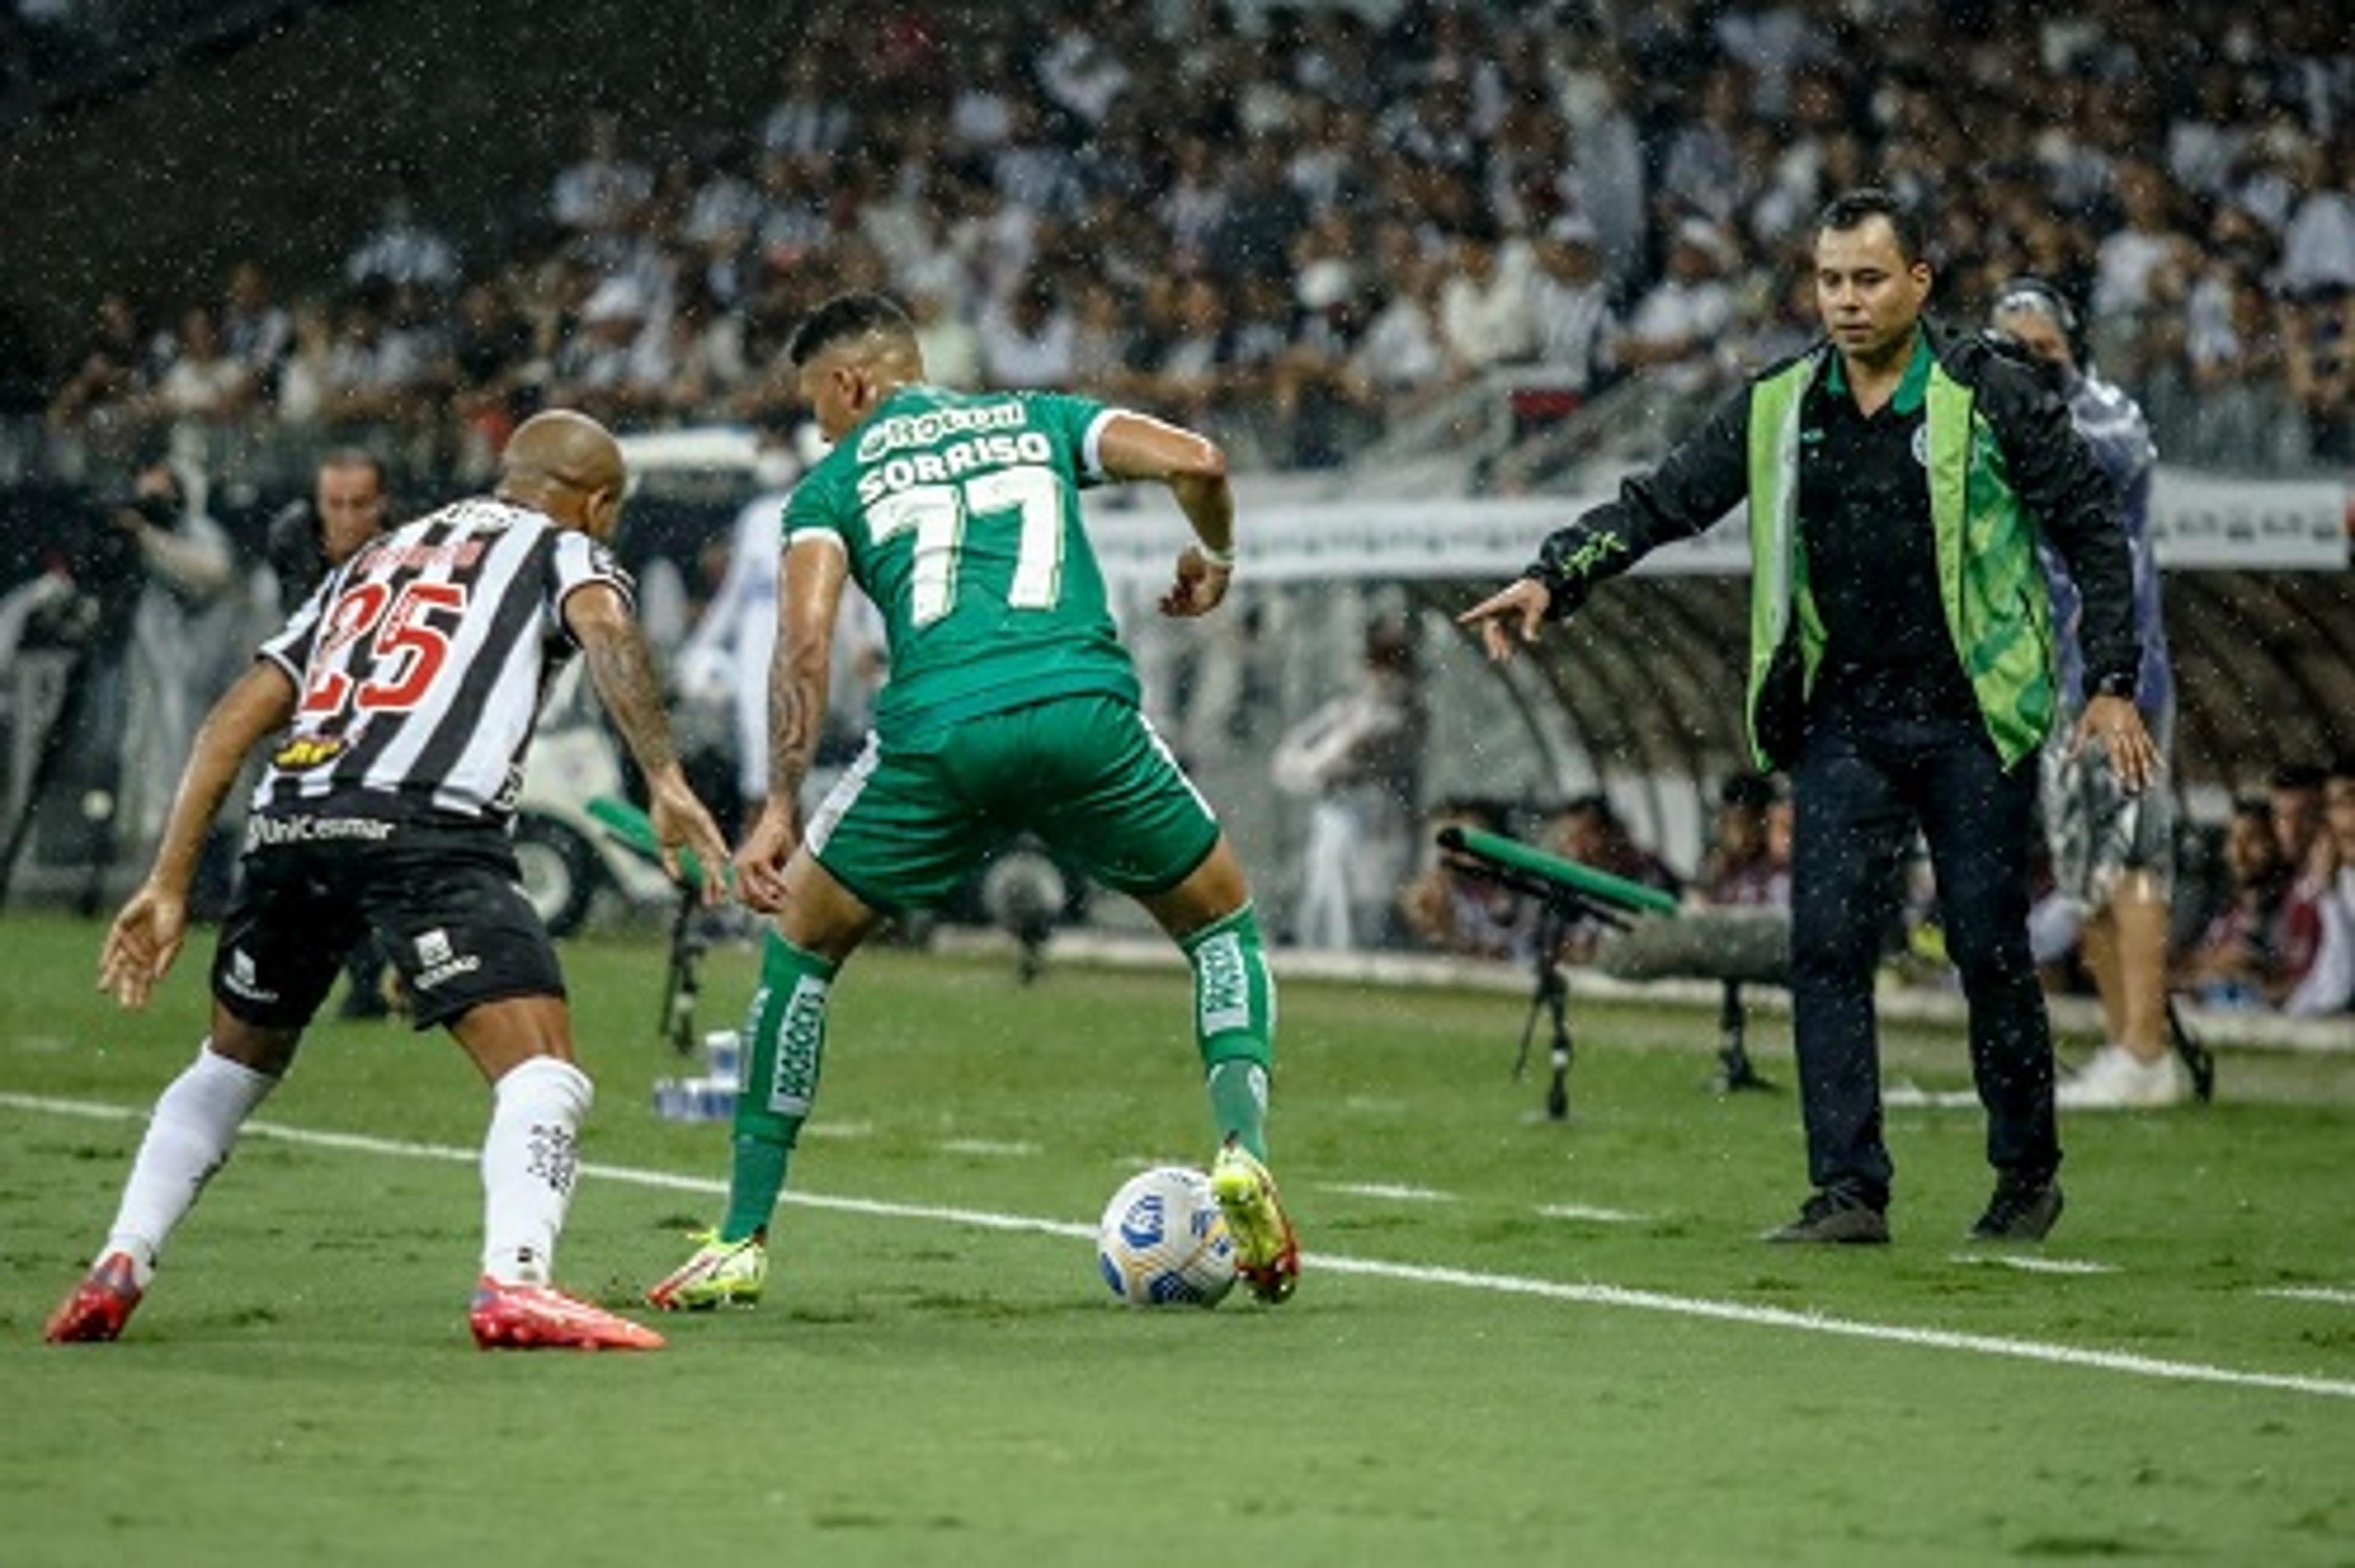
[4,912,2352,1566]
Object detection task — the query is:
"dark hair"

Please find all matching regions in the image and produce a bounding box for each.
[2270,761,2327,793]
[1815,187,1927,264]
[787,291,917,367]
[317,446,388,490]
[1719,772,1779,811]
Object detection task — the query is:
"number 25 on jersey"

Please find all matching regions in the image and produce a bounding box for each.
[299,579,470,717]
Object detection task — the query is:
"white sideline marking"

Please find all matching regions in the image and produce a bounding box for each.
[936,1138,1041,1158]
[10,1091,2354,1402]
[1948,1253,2120,1276]
[1324,1182,1452,1202]
[1537,1203,1648,1224]
[801,1120,873,1141]
[2257,1287,2355,1307]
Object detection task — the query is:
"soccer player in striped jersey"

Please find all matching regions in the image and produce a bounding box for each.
[646,291,1300,1312]
[45,411,731,1352]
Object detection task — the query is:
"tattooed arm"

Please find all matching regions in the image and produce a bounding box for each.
[733,536,848,911]
[567,581,730,898]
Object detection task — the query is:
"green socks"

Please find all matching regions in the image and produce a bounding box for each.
[1182,903,1276,1161]
[720,931,837,1244]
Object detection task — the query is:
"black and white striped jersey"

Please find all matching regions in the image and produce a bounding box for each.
[250,496,633,822]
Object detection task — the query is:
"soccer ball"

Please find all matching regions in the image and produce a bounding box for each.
[1096,1166,1238,1308]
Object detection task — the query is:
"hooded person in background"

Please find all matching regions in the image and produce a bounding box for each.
[1989,280,2188,1106]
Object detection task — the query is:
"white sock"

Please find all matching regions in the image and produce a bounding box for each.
[480,1057,594,1287]
[104,1042,280,1287]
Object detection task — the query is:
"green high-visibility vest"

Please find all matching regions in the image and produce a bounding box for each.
[1741,338,2056,770]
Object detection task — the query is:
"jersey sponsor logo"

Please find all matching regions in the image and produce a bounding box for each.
[243,812,397,851]
[854,399,1027,464]
[856,432,1055,507]
[270,735,347,771]
[351,538,490,575]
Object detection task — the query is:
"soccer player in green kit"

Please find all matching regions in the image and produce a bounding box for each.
[647,293,1300,1310]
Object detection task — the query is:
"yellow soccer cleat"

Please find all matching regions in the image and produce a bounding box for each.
[1210,1138,1300,1305]
[645,1230,769,1311]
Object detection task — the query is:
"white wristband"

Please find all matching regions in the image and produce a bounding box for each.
[1196,541,1236,568]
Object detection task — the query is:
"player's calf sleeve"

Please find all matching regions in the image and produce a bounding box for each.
[1181,903,1276,1161]
[479,1055,592,1286]
[104,1040,278,1285]
[721,931,837,1244]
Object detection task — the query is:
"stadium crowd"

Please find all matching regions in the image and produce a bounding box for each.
[20,0,2355,491]
[4,1,2349,1022]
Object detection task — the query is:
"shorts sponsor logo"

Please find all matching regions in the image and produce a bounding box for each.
[244,812,395,851]
[270,736,347,771]
[412,927,481,992]
[221,947,280,1004]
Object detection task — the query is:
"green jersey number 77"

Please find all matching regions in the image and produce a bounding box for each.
[868,466,1065,625]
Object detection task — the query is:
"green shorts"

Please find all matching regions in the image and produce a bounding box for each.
[806,694,1221,913]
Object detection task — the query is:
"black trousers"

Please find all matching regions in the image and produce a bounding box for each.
[1787,704,2059,1206]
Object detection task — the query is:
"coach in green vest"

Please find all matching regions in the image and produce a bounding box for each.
[1461,188,2160,1247]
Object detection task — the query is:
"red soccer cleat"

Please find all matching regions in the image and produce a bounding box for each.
[467,1277,666,1351]
[45,1252,145,1344]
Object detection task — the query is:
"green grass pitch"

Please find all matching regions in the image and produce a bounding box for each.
[3,912,2351,1565]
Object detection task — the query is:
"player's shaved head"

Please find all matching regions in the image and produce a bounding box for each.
[497,409,627,538]
[502,409,624,495]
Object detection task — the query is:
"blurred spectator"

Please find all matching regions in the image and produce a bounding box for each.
[550,106,653,262]
[261,447,389,612]
[271,297,340,427]
[1618,217,1738,385]
[1435,220,1535,375]
[2273,759,2340,1010]
[2280,285,2353,462]
[1398,797,1530,960]
[1270,619,1425,951]
[908,285,985,391]
[2276,136,2355,298]
[343,185,460,293]
[2282,758,2355,1015]
[548,276,668,426]
[218,261,291,400]
[102,454,237,882]
[147,307,251,424]
[1542,792,1683,963]
[2271,760,2328,872]
[45,293,156,431]
[2175,798,2296,1008]
[759,50,853,161]
[977,269,1078,390]
[1696,772,1787,908]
